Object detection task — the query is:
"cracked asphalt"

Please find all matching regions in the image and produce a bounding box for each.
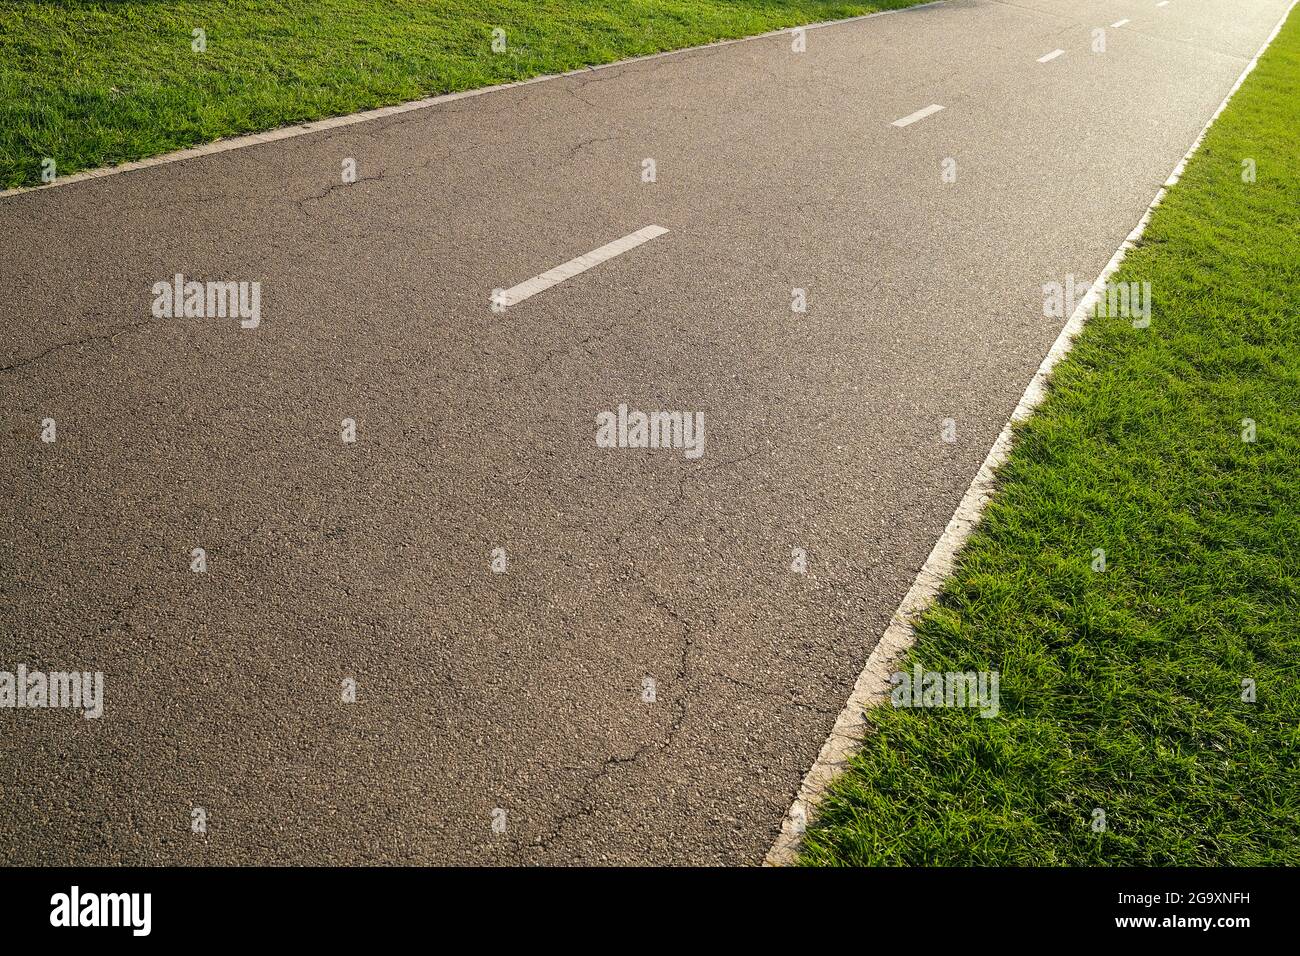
[1,0,1290,865]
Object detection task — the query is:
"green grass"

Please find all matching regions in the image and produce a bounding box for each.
[0,0,925,188]
[800,10,1300,866]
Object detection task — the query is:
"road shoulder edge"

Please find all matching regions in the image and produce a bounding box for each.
[0,2,948,202]
[763,0,1300,867]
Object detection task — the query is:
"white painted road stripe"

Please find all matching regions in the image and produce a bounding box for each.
[1157,1,1170,7]
[1112,19,1131,28]
[891,104,945,127]
[1038,49,1065,62]
[498,225,668,306]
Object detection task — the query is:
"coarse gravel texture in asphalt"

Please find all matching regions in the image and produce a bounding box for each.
[1,0,1293,864]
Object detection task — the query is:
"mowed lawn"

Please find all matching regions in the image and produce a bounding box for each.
[0,0,925,188]
[800,10,1300,866]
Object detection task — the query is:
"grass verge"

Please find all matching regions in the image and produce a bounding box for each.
[0,0,927,188]
[799,9,1300,865]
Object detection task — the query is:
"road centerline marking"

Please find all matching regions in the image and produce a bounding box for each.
[891,104,945,127]
[497,225,668,307]
[1112,19,1131,28]
[1038,49,1065,63]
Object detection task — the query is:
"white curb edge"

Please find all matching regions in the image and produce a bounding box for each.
[764,0,1300,867]
[0,1,949,202]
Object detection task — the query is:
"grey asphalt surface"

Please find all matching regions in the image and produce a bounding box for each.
[1,0,1291,865]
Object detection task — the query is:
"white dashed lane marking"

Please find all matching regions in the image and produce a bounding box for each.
[1112,19,1131,28]
[891,104,945,127]
[1038,49,1065,63]
[496,225,669,307]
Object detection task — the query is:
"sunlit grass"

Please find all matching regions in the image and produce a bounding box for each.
[800,10,1300,866]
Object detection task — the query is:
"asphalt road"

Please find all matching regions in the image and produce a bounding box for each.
[1,0,1291,865]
